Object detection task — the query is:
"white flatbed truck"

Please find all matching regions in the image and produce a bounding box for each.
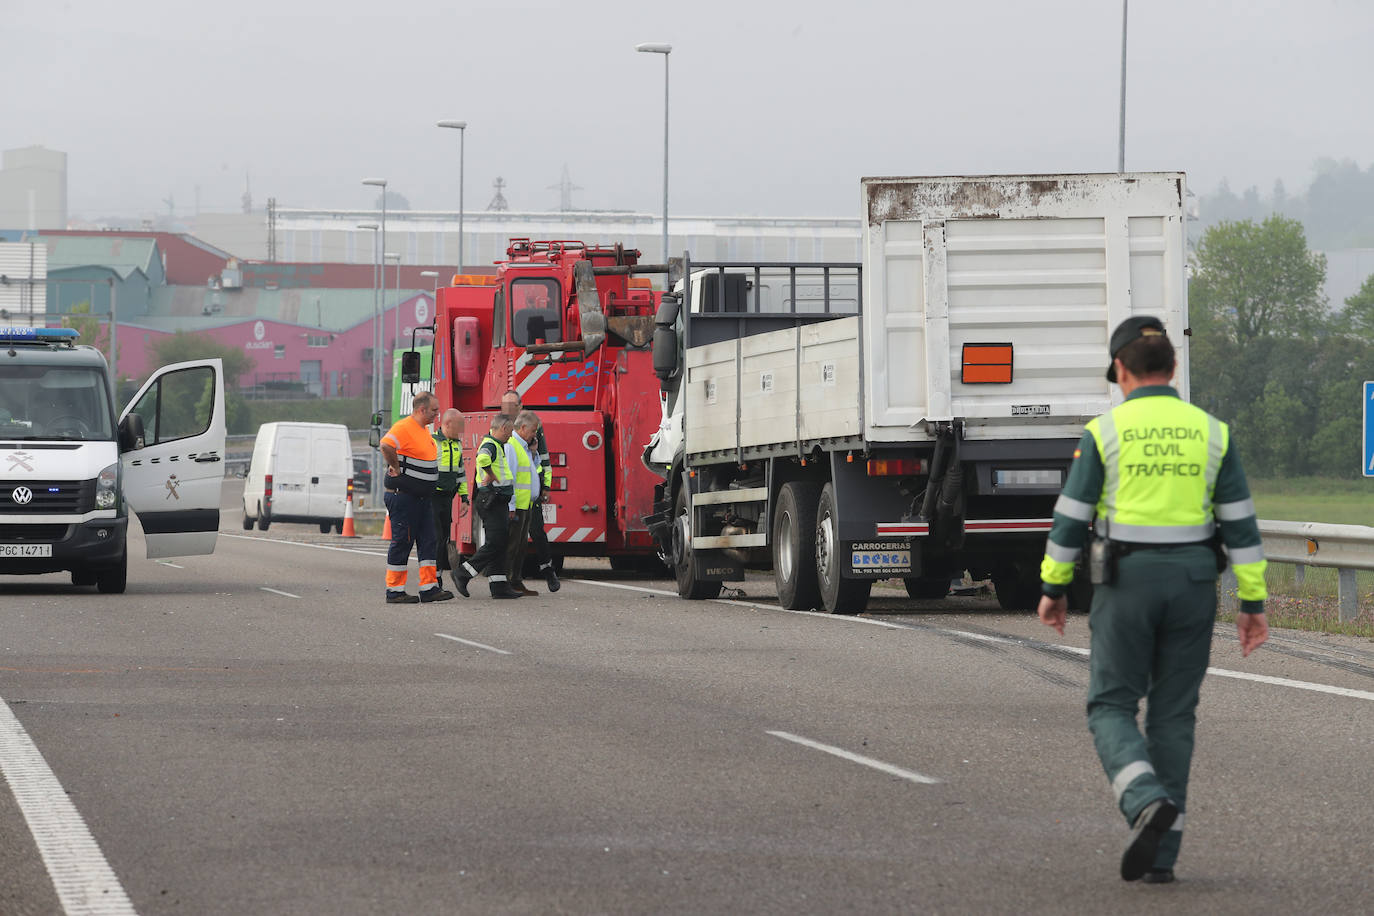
[644,173,1190,613]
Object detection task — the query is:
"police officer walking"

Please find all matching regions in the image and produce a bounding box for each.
[452,414,520,599]
[379,391,453,604]
[1038,316,1269,884]
[432,408,469,591]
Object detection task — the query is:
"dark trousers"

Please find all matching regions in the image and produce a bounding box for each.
[529,500,552,566]
[434,491,460,573]
[506,507,533,584]
[466,489,511,581]
[383,490,437,595]
[1086,544,1217,871]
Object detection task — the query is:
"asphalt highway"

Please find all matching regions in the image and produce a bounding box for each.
[1,482,1371,914]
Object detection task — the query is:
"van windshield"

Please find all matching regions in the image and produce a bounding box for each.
[0,366,115,441]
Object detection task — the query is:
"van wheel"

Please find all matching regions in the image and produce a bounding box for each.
[96,549,128,594]
[242,512,254,530]
[816,482,870,615]
[257,505,271,531]
[334,520,343,534]
[672,487,721,600]
[319,521,332,534]
[773,481,821,609]
[71,569,98,587]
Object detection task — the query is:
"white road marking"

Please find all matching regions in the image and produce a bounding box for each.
[217,537,1374,703]
[435,633,512,655]
[156,560,184,569]
[767,730,942,785]
[0,694,138,915]
[220,533,387,557]
[260,587,300,599]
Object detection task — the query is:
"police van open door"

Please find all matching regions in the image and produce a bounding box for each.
[119,359,226,558]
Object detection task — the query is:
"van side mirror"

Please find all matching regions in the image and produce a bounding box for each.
[118,413,145,452]
[400,350,422,384]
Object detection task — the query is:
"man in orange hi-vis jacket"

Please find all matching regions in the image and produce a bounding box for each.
[379,391,452,604]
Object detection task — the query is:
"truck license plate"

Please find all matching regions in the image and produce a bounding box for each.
[0,544,53,558]
[542,503,556,524]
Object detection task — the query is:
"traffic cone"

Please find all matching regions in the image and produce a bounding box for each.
[382,514,391,540]
[340,497,358,538]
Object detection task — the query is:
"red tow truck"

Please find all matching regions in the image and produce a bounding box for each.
[428,239,667,571]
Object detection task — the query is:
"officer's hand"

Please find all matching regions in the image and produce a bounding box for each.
[1037,594,1068,636]
[1236,611,1269,657]
[459,499,469,519]
[508,510,517,520]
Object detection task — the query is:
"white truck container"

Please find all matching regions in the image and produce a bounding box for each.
[241,422,352,533]
[0,327,227,593]
[645,173,1189,613]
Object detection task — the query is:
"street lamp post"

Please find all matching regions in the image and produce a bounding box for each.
[420,269,440,294]
[636,42,672,264]
[1118,0,1128,173]
[362,177,388,409]
[436,120,467,274]
[357,209,382,508]
[385,252,401,358]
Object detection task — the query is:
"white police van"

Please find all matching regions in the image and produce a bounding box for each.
[0,327,226,592]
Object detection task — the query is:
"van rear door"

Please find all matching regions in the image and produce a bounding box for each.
[119,358,226,558]
[271,427,312,518]
[307,426,350,521]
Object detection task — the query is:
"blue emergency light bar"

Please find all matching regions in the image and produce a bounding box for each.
[0,327,80,342]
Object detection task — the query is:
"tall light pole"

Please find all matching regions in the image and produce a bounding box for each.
[636,42,671,264]
[1118,0,1128,173]
[436,120,467,274]
[385,252,401,357]
[356,221,380,505]
[420,269,440,294]
[362,177,388,403]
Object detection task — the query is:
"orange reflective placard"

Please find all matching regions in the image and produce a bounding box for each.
[962,343,1013,384]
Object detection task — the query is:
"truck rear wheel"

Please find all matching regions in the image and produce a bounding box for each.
[815,482,870,615]
[96,549,127,594]
[672,487,721,600]
[773,481,821,610]
[992,562,1043,611]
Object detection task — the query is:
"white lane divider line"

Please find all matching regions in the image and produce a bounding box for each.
[571,578,906,629]
[0,695,138,916]
[156,560,184,569]
[1201,665,1374,701]
[435,633,511,656]
[767,730,942,785]
[220,533,387,557]
[260,587,300,599]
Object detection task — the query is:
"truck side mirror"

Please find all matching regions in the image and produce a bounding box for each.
[400,349,422,384]
[368,427,381,449]
[118,413,145,452]
[652,294,681,385]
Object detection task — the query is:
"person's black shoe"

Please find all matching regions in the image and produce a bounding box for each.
[1121,799,1178,881]
[453,570,472,598]
[490,581,521,599]
[385,592,419,605]
[542,564,560,592]
[1141,868,1175,884]
[420,588,454,602]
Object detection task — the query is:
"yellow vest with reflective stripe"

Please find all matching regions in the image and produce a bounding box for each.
[476,435,511,488]
[509,435,535,510]
[1087,395,1226,543]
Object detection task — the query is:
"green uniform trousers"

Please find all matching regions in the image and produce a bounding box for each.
[1087,544,1217,870]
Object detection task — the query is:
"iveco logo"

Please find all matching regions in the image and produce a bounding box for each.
[12,486,33,505]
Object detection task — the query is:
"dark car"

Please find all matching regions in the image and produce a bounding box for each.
[352,456,373,493]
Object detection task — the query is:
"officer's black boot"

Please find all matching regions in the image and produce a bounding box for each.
[541,561,560,593]
[490,579,520,599]
[453,562,476,598]
[1121,798,1178,881]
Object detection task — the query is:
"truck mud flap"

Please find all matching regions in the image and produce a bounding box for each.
[846,539,917,579]
[693,554,743,582]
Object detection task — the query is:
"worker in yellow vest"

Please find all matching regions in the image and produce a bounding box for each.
[1038,316,1269,884]
[504,410,541,596]
[452,414,519,599]
[432,408,469,592]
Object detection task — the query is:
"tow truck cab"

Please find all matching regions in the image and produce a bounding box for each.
[0,327,227,592]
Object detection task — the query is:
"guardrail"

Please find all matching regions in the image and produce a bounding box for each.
[1242,520,1374,622]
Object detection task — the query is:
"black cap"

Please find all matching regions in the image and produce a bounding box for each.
[1106,315,1167,382]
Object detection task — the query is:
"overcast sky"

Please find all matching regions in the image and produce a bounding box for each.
[7,0,1374,220]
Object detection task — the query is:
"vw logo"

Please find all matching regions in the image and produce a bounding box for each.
[12,486,33,505]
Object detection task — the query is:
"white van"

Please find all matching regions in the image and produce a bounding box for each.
[241,422,352,533]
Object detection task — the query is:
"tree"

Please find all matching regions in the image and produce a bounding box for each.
[1338,273,1374,339]
[1189,215,1329,347]
[62,301,108,356]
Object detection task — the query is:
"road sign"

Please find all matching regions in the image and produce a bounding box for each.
[1365,381,1374,477]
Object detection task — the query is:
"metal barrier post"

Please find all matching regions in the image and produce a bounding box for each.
[1338,569,1358,622]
